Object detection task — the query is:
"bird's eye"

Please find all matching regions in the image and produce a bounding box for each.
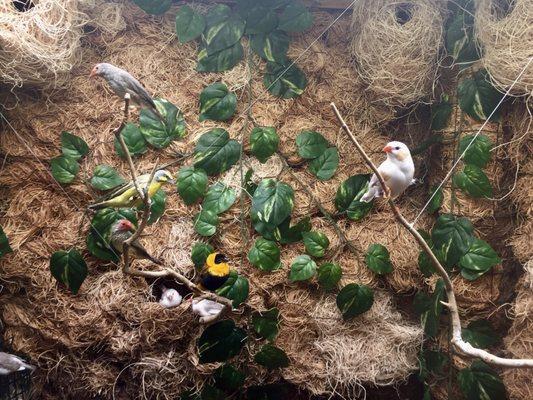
[395,146,400,150]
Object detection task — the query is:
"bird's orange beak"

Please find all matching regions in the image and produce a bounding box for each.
[89,67,97,79]
[383,145,393,153]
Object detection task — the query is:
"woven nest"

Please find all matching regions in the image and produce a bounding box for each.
[350,0,444,108]
[475,0,533,96]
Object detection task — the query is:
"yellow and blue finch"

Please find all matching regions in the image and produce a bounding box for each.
[199,252,230,291]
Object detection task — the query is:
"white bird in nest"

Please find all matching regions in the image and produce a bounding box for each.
[159,286,183,309]
[361,141,415,203]
[191,299,224,318]
[0,352,35,375]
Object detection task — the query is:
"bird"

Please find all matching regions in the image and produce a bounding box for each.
[88,170,174,210]
[0,352,35,375]
[89,62,164,121]
[198,253,230,292]
[159,286,183,308]
[361,141,415,203]
[191,298,225,318]
[110,219,162,265]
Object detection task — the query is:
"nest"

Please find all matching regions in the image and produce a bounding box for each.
[350,0,444,108]
[475,0,533,96]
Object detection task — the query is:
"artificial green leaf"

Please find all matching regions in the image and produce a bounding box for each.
[251,308,280,341]
[177,166,208,205]
[419,349,448,380]
[90,165,125,191]
[317,263,342,291]
[457,361,506,400]
[418,230,436,278]
[213,364,245,392]
[50,156,79,184]
[194,209,219,237]
[199,83,237,122]
[445,10,479,64]
[430,99,453,131]
[459,238,501,281]
[336,283,374,320]
[413,279,445,338]
[453,165,493,198]
[256,215,311,244]
[264,60,307,99]
[334,174,373,220]
[205,4,231,26]
[132,0,171,15]
[0,226,12,258]
[203,10,245,55]
[295,130,329,159]
[197,319,247,363]
[462,319,499,349]
[246,384,290,400]
[175,5,205,43]
[250,30,289,63]
[458,70,503,122]
[244,168,258,196]
[197,42,244,73]
[245,7,278,34]
[216,270,249,307]
[49,249,87,295]
[247,238,281,271]
[61,131,89,160]
[203,182,237,214]
[251,179,294,229]
[114,123,148,158]
[289,255,317,282]
[365,243,393,275]
[457,134,493,168]
[254,344,289,370]
[431,214,474,268]
[146,189,165,225]
[140,98,186,148]
[191,242,214,269]
[278,1,313,32]
[194,128,242,176]
[427,185,443,214]
[302,231,329,258]
[308,147,339,181]
[250,126,279,163]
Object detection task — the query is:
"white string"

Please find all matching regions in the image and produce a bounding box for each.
[411,56,533,226]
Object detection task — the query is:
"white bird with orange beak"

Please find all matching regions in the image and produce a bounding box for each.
[361,141,415,202]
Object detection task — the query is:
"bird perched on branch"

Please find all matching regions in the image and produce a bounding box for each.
[89,62,164,121]
[361,141,415,203]
[88,170,174,210]
[0,352,35,375]
[110,219,162,265]
[159,286,183,308]
[198,253,230,292]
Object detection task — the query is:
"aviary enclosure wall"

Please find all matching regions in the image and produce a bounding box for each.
[0,0,531,399]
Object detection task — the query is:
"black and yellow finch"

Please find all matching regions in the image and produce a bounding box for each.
[199,253,230,291]
[89,169,174,210]
[110,219,162,265]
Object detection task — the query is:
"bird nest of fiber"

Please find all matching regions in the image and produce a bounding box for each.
[475,0,533,96]
[350,0,444,108]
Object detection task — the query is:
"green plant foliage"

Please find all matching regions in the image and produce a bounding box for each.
[177,166,208,205]
[175,5,206,43]
[336,283,374,320]
[213,364,245,392]
[459,238,501,281]
[264,60,307,99]
[244,168,258,196]
[426,185,443,214]
[90,165,125,191]
[431,214,474,268]
[203,182,237,214]
[216,270,249,307]
[430,98,453,131]
[419,349,448,380]
[205,4,231,25]
[365,243,393,275]
[0,226,12,258]
[457,134,493,168]
[457,361,506,400]
[458,70,503,122]
[251,179,294,234]
[417,230,436,278]
[247,238,281,271]
[61,131,89,160]
[191,242,214,269]
[251,308,280,341]
[289,255,317,282]
[250,126,279,163]
[413,279,445,338]
[49,249,88,295]
[317,263,342,291]
[250,31,289,63]
[203,9,245,55]
[194,128,242,176]
[258,216,311,244]
[50,155,79,184]
[445,2,479,64]
[462,319,499,349]
[197,42,244,73]
[308,147,339,181]
[453,165,493,198]
[194,209,219,236]
[295,130,329,159]
[302,231,329,258]
[114,123,148,158]
[145,189,165,225]
[140,98,186,148]
[199,83,237,122]
[254,344,289,370]
[278,1,313,32]
[132,0,171,15]
[197,319,247,364]
[334,174,373,220]
[244,6,278,34]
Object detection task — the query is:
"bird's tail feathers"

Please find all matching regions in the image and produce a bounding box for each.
[21,362,35,371]
[361,187,378,203]
[87,202,107,210]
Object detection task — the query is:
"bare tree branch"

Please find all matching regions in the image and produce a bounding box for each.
[331,102,533,369]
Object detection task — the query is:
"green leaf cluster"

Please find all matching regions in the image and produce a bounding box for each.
[199,82,237,122]
[250,126,279,163]
[457,361,506,400]
[445,0,480,65]
[295,131,339,180]
[197,319,247,363]
[50,131,89,184]
[0,225,12,259]
[335,174,373,220]
[49,249,88,295]
[413,279,445,338]
[336,283,374,320]
[140,98,186,149]
[365,243,393,275]
[216,270,249,307]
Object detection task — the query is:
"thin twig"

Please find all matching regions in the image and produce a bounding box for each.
[331,102,533,369]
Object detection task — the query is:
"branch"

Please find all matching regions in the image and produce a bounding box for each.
[331,102,533,369]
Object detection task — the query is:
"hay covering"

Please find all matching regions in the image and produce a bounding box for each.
[350,0,444,108]
[475,0,533,96]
